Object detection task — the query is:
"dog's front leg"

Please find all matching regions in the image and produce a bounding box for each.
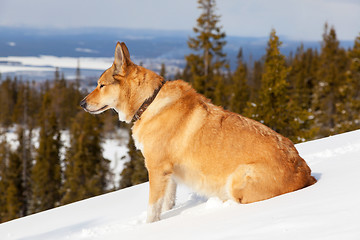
[146,169,172,223]
[162,177,177,212]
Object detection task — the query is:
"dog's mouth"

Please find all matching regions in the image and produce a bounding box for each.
[88,105,109,114]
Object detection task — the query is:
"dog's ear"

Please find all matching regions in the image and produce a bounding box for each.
[114,42,131,74]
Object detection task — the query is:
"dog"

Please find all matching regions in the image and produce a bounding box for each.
[80,42,316,223]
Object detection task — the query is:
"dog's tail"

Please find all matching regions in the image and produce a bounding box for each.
[307,175,317,186]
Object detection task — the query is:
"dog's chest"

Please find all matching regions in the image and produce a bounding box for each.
[131,131,144,152]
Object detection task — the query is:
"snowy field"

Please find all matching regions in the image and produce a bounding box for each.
[0,56,113,73]
[0,56,182,81]
[1,130,360,240]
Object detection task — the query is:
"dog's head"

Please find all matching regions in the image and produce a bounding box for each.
[80,42,163,123]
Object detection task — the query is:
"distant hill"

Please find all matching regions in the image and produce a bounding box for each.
[0,26,354,69]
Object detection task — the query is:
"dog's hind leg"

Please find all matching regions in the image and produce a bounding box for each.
[146,169,173,223]
[228,164,256,204]
[230,164,282,204]
[161,177,177,212]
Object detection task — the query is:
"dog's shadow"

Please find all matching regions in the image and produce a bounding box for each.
[161,194,208,220]
[313,172,322,181]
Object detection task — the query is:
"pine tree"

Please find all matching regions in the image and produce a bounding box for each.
[30,92,62,213]
[54,67,61,82]
[53,70,68,129]
[159,63,167,79]
[287,45,319,139]
[185,0,227,105]
[5,151,24,220]
[289,45,318,110]
[313,24,349,136]
[2,125,33,221]
[120,127,148,189]
[12,82,25,124]
[0,77,17,127]
[180,63,192,82]
[229,48,249,114]
[61,111,110,205]
[245,29,310,142]
[0,134,9,222]
[248,60,263,101]
[345,34,360,131]
[17,125,33,216]
[75,59,81,90]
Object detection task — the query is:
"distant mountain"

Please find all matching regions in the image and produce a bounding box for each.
[0,26,354,69]
[0,26,189,60]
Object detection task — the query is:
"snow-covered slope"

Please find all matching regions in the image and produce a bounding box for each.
[1,130,360,240]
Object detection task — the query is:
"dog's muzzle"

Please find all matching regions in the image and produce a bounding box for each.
[80,99,87,109]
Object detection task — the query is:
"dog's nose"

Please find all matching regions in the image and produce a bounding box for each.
[80,99,87,109]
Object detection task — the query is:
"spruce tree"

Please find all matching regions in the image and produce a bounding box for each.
[120,127,148,189]
[61,111,110,205]
[287,45,319,139]
[75,59,81,90]
[289,45,318,110]
[313,24,349,136]
[345,34,360,131]
[16,125,32,216]
[5,151,23,220]
[248,60,263,101]
[0,134,9,222]
[245,29,310,142]
[31,92,62,213]
[159,63,167,79]
[52,70,68,129]
[12,82,25,124]
[185,0,227,105]
[229,48,249,114]
[2,126,32,221]
[0,78,17,127]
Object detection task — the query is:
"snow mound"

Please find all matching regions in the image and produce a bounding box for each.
[1,130,360,240]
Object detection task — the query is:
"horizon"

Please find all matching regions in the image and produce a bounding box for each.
[0,25,356,44]
[0,0,359,41]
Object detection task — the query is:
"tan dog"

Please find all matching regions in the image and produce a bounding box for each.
[80,42,316,223]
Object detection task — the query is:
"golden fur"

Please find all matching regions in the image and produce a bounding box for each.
[81,42,316,223]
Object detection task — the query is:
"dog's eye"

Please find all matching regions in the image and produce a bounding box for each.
[100,84,105,89]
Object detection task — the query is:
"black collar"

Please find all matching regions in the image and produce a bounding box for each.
[131,81,165,122]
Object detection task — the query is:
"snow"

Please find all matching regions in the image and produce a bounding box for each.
[0,56,113,73]
[1,130,360,240]
[0,56,182,80]
[102,130,130,188]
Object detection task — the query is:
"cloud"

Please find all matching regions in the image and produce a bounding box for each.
[75,48,99,54]
[7,42,16,47]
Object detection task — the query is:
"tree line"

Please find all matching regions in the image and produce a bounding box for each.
[0,0,359,223]
[0,70,125,222]
[178,0,360,143]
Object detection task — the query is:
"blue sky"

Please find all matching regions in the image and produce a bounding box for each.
[0,0,359,40]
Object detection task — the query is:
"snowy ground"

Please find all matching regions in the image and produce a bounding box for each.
[1,130,360,240]
[0,56,113,73]
[0,56,182,81]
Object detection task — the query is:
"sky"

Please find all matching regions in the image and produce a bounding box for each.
[0,0,359,41]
